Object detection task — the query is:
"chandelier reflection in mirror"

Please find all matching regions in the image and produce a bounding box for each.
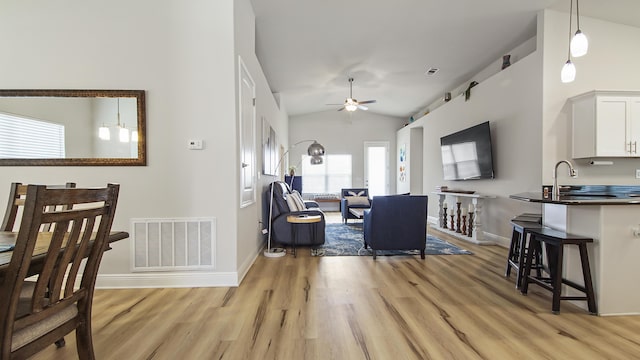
[98,98,138,143]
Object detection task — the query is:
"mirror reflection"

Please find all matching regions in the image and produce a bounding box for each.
[0,90,146,166]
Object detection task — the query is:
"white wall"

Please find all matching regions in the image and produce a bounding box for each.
[396,128,411,194]
[234,0,290,281]
[541,10,640,185]
[289,110,405,193]
[415,36,538,120]
[403,47,544,243]
[0,0,247,287]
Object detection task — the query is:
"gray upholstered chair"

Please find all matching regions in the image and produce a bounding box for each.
[363,195,428,259]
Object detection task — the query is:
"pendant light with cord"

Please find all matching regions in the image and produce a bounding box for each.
[561,0,577,83]
[570,0,588,58]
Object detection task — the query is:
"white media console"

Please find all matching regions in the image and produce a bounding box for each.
[432,191,495,245]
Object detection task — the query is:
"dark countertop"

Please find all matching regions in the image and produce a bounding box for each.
[511,185,640,205]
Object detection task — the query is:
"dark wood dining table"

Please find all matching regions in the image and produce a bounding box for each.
[0,230,129,277]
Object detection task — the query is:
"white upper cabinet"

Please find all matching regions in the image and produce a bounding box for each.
[572,91,640,158]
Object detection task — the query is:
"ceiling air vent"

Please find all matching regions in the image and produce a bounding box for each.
[425,67,439,76]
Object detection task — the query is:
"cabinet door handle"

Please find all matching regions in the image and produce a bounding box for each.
[634,141,638,154]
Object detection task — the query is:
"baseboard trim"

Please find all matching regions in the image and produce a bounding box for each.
[95,272,239,289]
[483,232,510,248]
[237,248,260,284]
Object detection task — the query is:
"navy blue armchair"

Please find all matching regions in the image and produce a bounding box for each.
[363,195,428,259]
[340,188,371,223]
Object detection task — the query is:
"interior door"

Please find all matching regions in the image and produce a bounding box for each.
[239,57,256,207]
[364,141,389,197]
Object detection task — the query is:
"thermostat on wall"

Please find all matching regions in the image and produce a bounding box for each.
[188,139,204,150]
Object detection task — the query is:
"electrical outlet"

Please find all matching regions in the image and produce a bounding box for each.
[636,169,640,179]
[261,228,268,234]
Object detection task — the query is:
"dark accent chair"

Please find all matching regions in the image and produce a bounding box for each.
[363,195,428,259]
[263,181,325,247]
[340,188,371,223]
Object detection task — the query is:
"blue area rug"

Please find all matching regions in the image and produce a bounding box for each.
[311,223,473,257]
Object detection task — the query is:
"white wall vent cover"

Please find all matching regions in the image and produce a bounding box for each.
[131,217,216,272]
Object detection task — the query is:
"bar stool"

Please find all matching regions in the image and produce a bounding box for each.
[520,227,597,314]
[505,219,544,288]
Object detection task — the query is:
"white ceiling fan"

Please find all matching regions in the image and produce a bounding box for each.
[327,77,376,112]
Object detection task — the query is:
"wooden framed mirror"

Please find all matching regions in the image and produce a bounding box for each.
[0,89,146,166]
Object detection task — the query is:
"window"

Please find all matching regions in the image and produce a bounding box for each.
[0,112,65,158]
[302,154,352,194]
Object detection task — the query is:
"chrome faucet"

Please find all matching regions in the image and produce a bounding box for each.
[553,160,577,200]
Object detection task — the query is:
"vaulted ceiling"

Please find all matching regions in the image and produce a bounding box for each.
[251,0,640,119]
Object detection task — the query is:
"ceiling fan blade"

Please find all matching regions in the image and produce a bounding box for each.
[357,105,368,111]
[326,103,345,106]
[337,107,345,111]
[357,100,376,105]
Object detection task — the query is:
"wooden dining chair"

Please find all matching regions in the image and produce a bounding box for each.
[2,182,77,349]
[0,183,119,360]
[2,182,77,232]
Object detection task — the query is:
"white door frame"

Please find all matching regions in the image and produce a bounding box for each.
[364,141,390,196]
[238,56,256,208]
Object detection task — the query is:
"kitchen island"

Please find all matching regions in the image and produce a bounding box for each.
[511,186,640,316]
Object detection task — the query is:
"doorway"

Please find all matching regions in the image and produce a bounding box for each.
[238,57,256,208]
[364,141,389,197]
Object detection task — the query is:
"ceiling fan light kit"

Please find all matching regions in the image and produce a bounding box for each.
[328,77,377,112]
[344,99,358,112]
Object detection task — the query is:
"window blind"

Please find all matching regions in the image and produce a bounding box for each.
[302,154,352,194]
[0,112,65,158]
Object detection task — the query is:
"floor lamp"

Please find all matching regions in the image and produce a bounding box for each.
[265,140,325,258]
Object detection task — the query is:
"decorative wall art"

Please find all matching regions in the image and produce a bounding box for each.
[262,118,277,175]
[399,143,406,182]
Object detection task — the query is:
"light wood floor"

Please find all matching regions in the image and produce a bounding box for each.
[32,213,640,359]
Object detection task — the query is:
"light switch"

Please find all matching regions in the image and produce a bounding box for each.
[188,139,203,150]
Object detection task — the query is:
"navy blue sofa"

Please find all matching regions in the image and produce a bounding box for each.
[263,181,325,247]
[363,195,428,259]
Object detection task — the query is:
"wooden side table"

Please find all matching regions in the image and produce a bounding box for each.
[286,214,322,257]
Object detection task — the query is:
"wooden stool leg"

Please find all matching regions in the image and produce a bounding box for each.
[578,243,598,314]
[534,241,543,279]
[505,229,520,277]
[551,242,564,314]
[520,236,538,295]
[515,232,529,288]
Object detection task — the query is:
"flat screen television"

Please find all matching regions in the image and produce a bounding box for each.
[440,121,495,180]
